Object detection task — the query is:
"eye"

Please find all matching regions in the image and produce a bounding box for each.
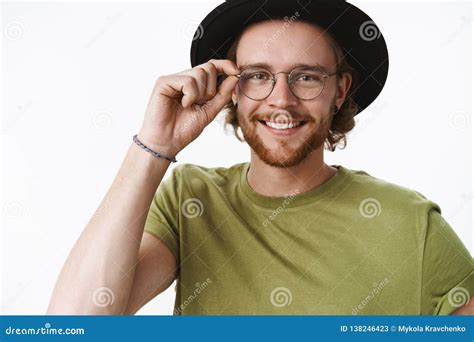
[296,74,322,82]
[298,75,312,81]
[249,72,270,80]
[241,69,272,82]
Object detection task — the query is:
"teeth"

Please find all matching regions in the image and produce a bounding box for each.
[264,121,303,129]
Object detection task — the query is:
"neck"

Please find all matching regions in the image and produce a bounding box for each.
[247,147,337,197]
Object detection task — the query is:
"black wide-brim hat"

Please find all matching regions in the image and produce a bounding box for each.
[190,0,389,115]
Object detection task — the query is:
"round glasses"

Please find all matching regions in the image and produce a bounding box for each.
[236,66,338,101]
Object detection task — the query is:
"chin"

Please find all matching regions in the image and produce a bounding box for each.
[240,118,328,168]
[254,143,314,168]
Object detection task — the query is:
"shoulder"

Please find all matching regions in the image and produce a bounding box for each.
[171,162,245,179]
[167,162,246,190]
[339,166,442,238]
[341,165,440,214]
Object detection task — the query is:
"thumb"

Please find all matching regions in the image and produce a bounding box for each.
[203,75,239,121]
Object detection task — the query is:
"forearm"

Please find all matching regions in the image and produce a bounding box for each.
[47,141,172,314]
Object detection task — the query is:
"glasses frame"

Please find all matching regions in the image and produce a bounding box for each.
[235,66,339,101]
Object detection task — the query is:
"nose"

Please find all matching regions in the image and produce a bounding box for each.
[265,73,298,108]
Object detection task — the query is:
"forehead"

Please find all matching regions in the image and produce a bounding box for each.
[236,19,337,71]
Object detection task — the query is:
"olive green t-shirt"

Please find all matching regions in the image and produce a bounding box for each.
[144,162,473,315]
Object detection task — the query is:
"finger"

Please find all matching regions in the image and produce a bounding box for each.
[202,75,239,123]
[198,62,217,101]
[158,75,200,108]
[180,76,201,108]
[180,67,209,103]
[180,60,238,102]
[207,59,240,77]
[194,67,210,102]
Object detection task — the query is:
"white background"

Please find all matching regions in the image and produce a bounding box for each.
[1,0,473,315]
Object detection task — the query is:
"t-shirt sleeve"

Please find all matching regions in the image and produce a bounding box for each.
[143,166,181,262]
[420,206,474,315]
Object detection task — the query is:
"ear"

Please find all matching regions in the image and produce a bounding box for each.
[232,88,238,106]
[335,72,352,108]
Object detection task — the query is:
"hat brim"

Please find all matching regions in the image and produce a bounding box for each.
[190,0,389,115]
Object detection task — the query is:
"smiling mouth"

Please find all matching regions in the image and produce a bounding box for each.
[257,120,307,130]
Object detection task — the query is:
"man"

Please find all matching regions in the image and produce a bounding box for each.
[48,0,473,315]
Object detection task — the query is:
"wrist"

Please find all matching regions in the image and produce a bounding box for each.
[135,132,180,160]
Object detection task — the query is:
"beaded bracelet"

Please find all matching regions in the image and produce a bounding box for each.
[132,134,177,163]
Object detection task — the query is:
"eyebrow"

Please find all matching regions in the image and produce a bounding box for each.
[238,62,332,74]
